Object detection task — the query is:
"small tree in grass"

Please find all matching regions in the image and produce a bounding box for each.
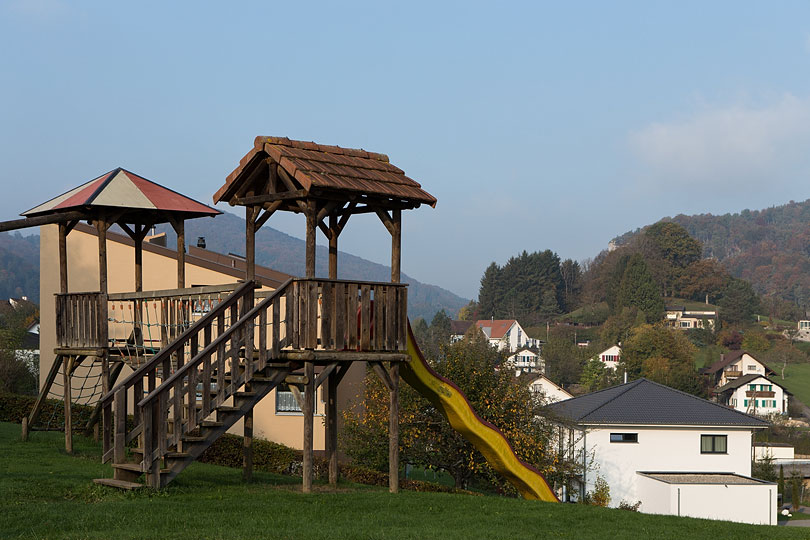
[779,465,785,497]
[792,473,801,511]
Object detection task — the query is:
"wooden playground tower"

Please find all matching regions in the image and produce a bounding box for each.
[14,137,436,492]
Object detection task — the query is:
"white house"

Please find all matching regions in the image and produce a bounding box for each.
[474,319,539,353]
[714,374,790,416]
[664,305,717,331]
[701,350,775,388]
[596,345,621,371]
[506,348,543,375]
[546,378,776,525]
[527,374,571,403]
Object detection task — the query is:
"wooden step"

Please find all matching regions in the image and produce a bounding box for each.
[93,478,144,491]
[216,406,241,413]
[235,391,257,399]
[113,463,143,474]
[201,420,223,428]
[181,435,207,443]
[165,451,191,459]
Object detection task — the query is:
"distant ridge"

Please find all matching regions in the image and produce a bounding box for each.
[156,212,468,321]
[611,198,810,310]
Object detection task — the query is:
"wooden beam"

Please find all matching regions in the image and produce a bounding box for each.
[276,166,300,193]
[389,362,400,493]
[25,355,65,436]
[246,206,257,282]
[328,213,339,282]
[255,200,282,230]
[235,190,308,206]
[375,209,395,236]
[314,363,338,389]
[95,219,108,295]
[0,210,88,233]
[372,362,394,391]
[391,209,401,283]
[64,356,74,454]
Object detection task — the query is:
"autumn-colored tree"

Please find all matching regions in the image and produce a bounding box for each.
[341,331,580,492]
[622,324,705,395]
[741,331,771,353]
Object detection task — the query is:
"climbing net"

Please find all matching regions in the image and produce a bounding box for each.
[37,358,105,431]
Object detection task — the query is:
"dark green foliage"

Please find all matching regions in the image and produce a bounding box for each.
[616,254,664,321]
[644,222,702,270]
[718,278,760,324]
[0,393,94,428]
[751,455,777,482]
[477,250,567,324]
[792,474,801,510]
[198,433,303,475]
[779,465,785,496]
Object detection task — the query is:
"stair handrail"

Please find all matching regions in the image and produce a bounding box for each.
[137,278,292,409]
[98,280,257,408]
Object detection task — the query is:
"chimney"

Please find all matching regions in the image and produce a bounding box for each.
[197,236,206,249]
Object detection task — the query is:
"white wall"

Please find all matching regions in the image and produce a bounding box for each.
[637,475,776,525]
[728,376,788,415]
[581,426,753,506]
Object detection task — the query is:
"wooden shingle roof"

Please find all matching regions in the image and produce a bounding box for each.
[214,136,436,209]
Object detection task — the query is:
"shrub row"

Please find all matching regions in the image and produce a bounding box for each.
[0,392,94,429]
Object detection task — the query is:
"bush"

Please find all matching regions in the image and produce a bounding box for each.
[0,392,94,429]
[585,476,610,507]
[618,500,642,511]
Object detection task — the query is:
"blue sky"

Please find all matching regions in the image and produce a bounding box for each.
[2,1,810,299]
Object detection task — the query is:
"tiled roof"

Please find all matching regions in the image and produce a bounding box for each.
[475,320,517,339]
[23,168,219,218]
[215,136,436,207]
[546,378,768,427]
[701,350,774,376]
[450,320,474,335]
[714,373,791,395]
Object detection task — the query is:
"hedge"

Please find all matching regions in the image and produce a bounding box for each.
[0,392,94,429]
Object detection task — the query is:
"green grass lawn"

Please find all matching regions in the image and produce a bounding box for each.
[0,421,804,539]
[779,363,810,406]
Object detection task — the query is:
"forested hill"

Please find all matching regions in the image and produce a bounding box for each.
[612,199,810,312]
[0,232,39,302]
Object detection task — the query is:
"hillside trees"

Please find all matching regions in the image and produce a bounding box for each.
[477,250,568,324]
[615,254,664,321]
[718,278,760,324]
[622,324,705,395]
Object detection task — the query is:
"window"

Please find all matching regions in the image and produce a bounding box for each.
[680,321,691,328]
[275,384,321,414]
[701,434,727,454]
[748,365,758,372]
[610,433,638,443]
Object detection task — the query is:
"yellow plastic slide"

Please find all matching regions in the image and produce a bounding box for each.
[400,324,559,502]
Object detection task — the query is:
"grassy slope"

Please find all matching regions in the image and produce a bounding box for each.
[780,363,810,406]
[0,423,804,540]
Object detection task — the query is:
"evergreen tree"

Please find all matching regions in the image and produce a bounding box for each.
[616,254,664,321]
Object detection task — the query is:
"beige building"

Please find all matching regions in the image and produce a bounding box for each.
[665,305,717,330]
[39,222,365,450]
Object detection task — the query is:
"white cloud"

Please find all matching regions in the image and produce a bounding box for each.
[628,95,810,193]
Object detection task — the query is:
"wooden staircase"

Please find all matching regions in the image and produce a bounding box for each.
[93,279,293,489]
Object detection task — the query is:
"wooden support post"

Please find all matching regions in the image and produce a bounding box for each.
[327,371,338,485]
[391,209,401,284]
[96,219,108,294]
[134,228,143,292]
[243,205,257,482]
[58,223,69,294]
[302,361,315,493]
[328,213,338,279]
[63,356,74,454]
[305,200,317,278]
[389,362,400,493]
[172,219,185,288]
[243,384,253,483]
[26,355,65,437]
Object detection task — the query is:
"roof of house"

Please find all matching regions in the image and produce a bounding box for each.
[546,378,769,427]
[525,374,573,398]
[475,319,517,339]
[450,320,474,335]
[508,347,538,357]
[23,168,220,219]
[714,373,792,395]
[73,222,292,289]
[701,350,774,376]
[215,136,436,208]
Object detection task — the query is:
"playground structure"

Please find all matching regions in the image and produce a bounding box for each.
[6,137,557,501]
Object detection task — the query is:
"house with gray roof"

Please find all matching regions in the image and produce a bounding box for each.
[546,378,776,525]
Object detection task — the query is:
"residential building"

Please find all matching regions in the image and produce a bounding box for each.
[474,319,539,353]
[526,374,571,403]
[596,345,621,370]
[714,373,790,415]
[506,347,543,375]
[546,378,775,525]
[701,350,775,388]
[449,320,474,343]
[665,305,717,331]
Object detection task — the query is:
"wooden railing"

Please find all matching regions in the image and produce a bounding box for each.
[290,278,408,352]
[55,292,107,349]
[136,280,293,487]
[98,280,258,463]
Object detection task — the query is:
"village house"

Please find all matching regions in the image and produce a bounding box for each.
[505,347,543,375]
[700,350,775,388]
[450,319,540,353]
[596,345,621,371]
[526,373,571,403]
[546,378,776,525]
[664,305,717,331]
[714,373,790,415]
